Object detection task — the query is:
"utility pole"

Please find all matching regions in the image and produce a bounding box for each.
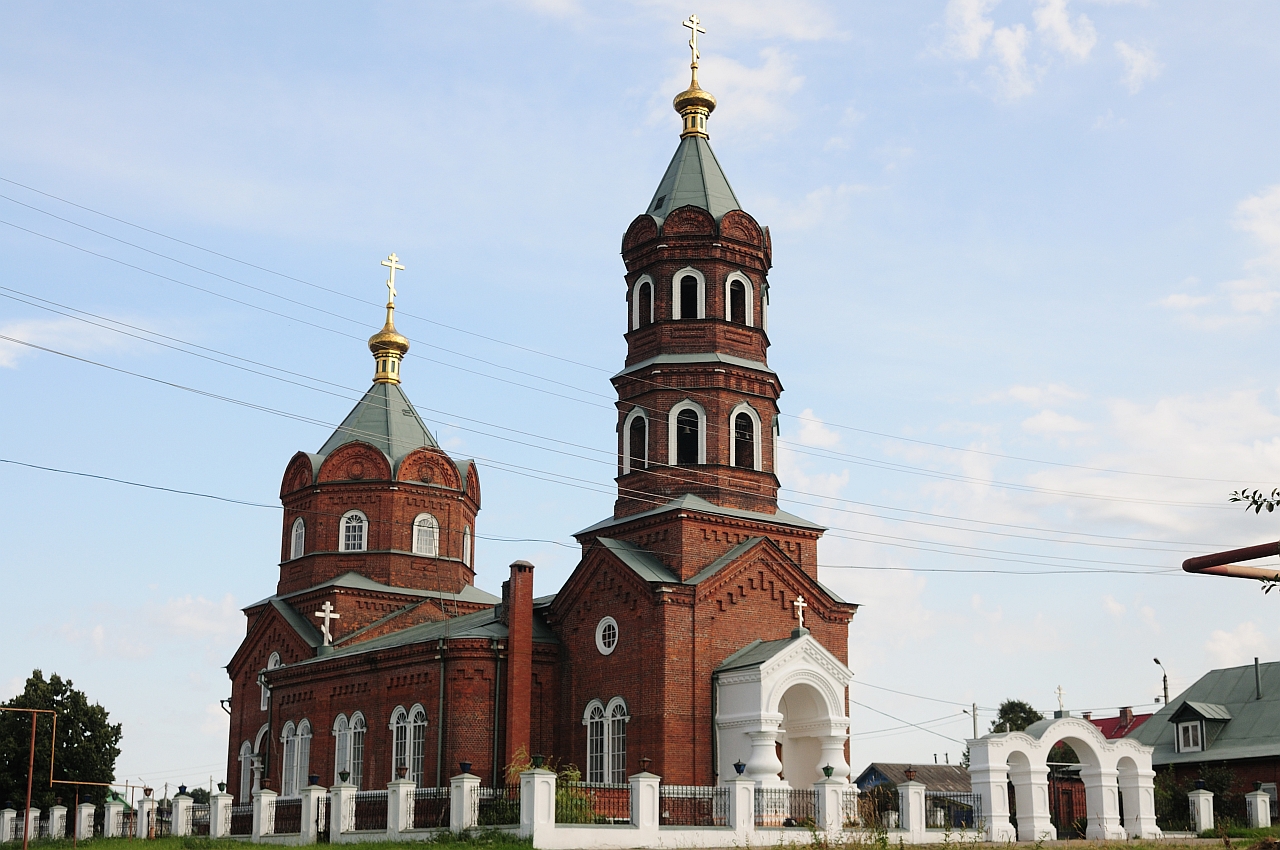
[972,703,978,739]
[1155,658,1170,705]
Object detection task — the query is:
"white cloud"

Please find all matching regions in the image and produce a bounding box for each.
[752,182,873,230]
[792,409,842,448]
[944,0,998,60]
[1022,409,1092,435]
[1102,595,1126,616]
[0,316,132,368]
[1115,41,1163,93]
[151,594,242,643]
[1205,622,1272,669]
[989,24,1037,100]
[1034,0,1097,60]
[996,383,1086,407]
[655,48,803,140]
[1236,184,1280,268]
[1160,293,1211,310]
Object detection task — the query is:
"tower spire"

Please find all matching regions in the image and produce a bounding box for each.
[674,14,716,139]
[368,252,410,384]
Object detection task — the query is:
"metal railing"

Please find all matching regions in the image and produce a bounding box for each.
[754,788,817,828]
[411,786,451,829]
[925,791,982,830]
[273,797,303,834]
[93,807,105,838]
[316,794,329,840]
[858,785,901,829]
[842,788,860,828]
[559,782,630,824]
[659,785,728,827]
[476,785,520,826]
[353,790,388,831]
[9,821,22,842]
[116,810,138,838]
[190,803,211,836]
[228,804,253,836]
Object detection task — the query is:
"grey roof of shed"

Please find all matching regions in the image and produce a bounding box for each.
[855,764,971,793]
[576,494,825,538]
[317,381,438,468]
[1127,660,1280,764]
[646,136,741,224]
[246,571,500,611]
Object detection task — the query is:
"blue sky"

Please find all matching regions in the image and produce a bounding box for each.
[3,0,1280,789]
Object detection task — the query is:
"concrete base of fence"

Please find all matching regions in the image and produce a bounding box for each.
[24,808,39,842]
[48,805,66,839]
[210,792,234,839]
[1190,788,1214,834]
[104,800,123,838]
[136,798,156,840]
[450,773,480,833]
[0,808,12,843]
[76,803,95,841]
[1249,789,1272,829]
[387,779,414,837]
[172,794,192,837]
[252,789,276,841]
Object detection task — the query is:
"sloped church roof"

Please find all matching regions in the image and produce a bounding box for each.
[317,380,439,467]
[646,135,741,224]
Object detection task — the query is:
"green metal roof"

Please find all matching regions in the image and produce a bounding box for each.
[614,352,774,380]
[245,571,500,611]
[1128,661,1280,764]
[318,381,438,468]
[646,136,741,224]
[575,494,825,538]
[685,537,765,585]
[716,632,814,673]
[595,537,679,583]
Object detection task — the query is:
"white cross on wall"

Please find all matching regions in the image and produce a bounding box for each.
[792,595,807,629]
[315,600,341,646]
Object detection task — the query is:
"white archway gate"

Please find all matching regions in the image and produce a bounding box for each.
[715,629,852,788]
[969,716,1161,841]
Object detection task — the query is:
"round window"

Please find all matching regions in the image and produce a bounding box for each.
[595,616,619,656]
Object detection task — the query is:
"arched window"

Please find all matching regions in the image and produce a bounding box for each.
[296,719,312,793]
[409,705,427,784]
[463,526,472,567]
[729,404,762,471]
[412,513,439,557]
[238,741,253,803]
[623,410,647,474]
[281,721,298,797]
[632,277,654,330]
[290,517,305,560]
[676,410,699,466]
[584,702,606,784]
[729,281,746,324]
[340,511,367,552]
[350,713,367,790]
[390,707,408,778]
[261,652,282,711]
[671,268,705,320]
[333,714,350,784]
[608,700,629,784]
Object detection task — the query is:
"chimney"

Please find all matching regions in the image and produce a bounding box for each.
[1120,706,1134,728]
[1082,711,1092,721]
[503,561,535,769]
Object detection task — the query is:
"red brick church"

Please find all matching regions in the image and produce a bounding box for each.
[225,53,859,804]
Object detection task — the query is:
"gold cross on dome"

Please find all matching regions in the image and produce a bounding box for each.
[683,14,706,67]
[381,253,405,305]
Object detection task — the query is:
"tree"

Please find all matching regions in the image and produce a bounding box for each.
[990,699,1043,733]
[1226,489,1280,593]
[0,670,121,809]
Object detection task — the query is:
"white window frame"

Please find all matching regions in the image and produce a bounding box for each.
[724,272,754,326]
[631,275,655,330]
[290,517,306,560]
[622,408,648,475]
[390,706,409,778]
[668,399,707,466]
[408,704,428,784]
[583,701,606,784]
[1178,720,1203,753]
[333,714,350,784]
[606,698,629,784]
[238,741,253,803]
[340,510,368,552]
[281,721,298,797]
[463,526,472,566]
[728,402,763,471]
[671,267,706,320]
[761,281,769,331]
[296,719,312,793]
[261,652,281,711]
[350,712,366,790]
[595,616,619,656]
[412,513,440,557]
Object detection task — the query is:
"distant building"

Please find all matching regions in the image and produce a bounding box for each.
[1084,707,1152,740]
[854,763,970,793]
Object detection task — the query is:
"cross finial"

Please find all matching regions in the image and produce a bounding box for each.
[314,601,341,647]
[381,253,405,306]
[792,595,807,629]
[1055,685,1066,711]
[683,14,706,69]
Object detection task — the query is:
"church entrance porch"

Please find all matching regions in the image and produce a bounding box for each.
[715,628,852,789]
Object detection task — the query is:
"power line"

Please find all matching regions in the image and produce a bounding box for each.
[851,680,997,711]
[848,700,966,744]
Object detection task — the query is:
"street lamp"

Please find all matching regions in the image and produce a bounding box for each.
[1154,658,1170,705]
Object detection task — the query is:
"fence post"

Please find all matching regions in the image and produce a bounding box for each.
[23,809,38,843]
[628,770,660,839]
[1248,787,1272,829]
[450,772,480,833]
[815,777,844,836]
[103,800,122,838]
[171,794,192,837]
[209,791,232,839]
[329,781,354,838]
[75,803,95,841]
[48,804,66,839]
[253,788,277,840]
[387,778,414,837]
[727,777,755,839]
[897,780,925,843]
[299,784,324,844]
[518,767,556,842]
[0,807,13,843]
[1189,786,1214,834]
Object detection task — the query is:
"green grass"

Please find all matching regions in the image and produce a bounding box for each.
[1200,825,1280,839]
[13,835,531,850]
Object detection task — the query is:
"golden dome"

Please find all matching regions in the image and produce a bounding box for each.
[370,253,409,384]
[368,320,409,356]
[673,80,717,116]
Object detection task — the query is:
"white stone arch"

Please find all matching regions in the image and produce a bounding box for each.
[622,407,648,474]
[724,271,755,326]
[716,631,852,789]
[631,275,655,330]
[728,402,763,471]
[968,715,1160,842]
[671,267,706,320]
[668,399,707,465]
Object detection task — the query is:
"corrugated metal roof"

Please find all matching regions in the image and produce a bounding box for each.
[855,764,971,793]
[1127,661,1280,764]
[317,381,438,467]
[647,136,741,224]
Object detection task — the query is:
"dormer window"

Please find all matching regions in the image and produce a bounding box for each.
[1178,721,1202,752]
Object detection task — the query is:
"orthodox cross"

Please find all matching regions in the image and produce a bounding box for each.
[315,601,341,646]
[683,14,706,67]
[381,253,404,305]
[792,595,807,629]
[1055,685,1066,711]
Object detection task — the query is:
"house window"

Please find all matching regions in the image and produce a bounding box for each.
[676,410,699,465]
[341,510,367,552]
[290,517,305,560]
[409,705,428,784]
[412,513,439,557]
[624,411,647,473]
[609,700,628,784]
[585,702,606,784]
[1178,721,1202,752]
[734,412,755,469]
[350,713,366,790]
